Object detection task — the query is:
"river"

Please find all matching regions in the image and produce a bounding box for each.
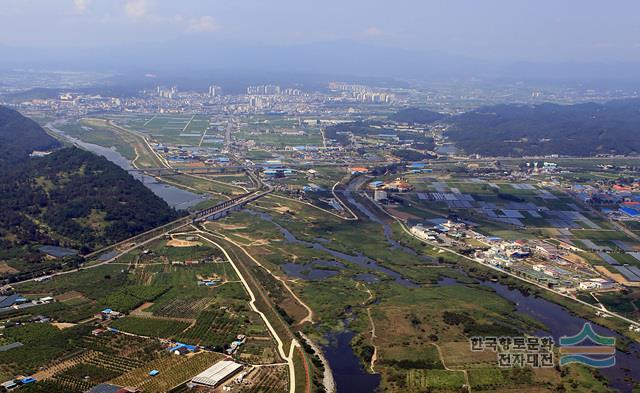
[485,281,640,392]
[46,122,208,210]
[334,178,640,392]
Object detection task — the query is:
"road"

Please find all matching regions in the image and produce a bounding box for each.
[4,189,269,291]
[7,228,170,289]
[209,229,315,325]
[364,192,640,329]
[188,231,295,385]
[193,227,303,393]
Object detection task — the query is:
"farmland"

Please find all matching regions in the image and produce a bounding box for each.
[111,352,223,392]
[1,232,290,391]
[104,114,215,145]
[111,317,191,338]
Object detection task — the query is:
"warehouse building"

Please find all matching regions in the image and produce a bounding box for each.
[191,360,243,388]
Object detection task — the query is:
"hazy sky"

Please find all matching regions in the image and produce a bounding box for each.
[1,0,640,63]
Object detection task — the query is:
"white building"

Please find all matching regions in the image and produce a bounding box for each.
[191,361,243,388]
[578,278,615,291]
[410,225,436,241]
[374,190,388,202]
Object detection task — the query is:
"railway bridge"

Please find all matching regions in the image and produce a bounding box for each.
[83,188,271,260]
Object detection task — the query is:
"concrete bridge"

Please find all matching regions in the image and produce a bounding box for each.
[193,189,270,221]
[83,188,271,260]
[128,166,246,176]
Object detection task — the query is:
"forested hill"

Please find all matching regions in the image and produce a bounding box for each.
[0,106,60,161]
[444,99,640,157]
[0,107,181,279]
[389,108,446,124]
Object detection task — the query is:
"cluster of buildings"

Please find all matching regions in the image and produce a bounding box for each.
[328,82,394,104]
[368,176,415,203]
[474,236,615,292]
[409,220,616,293]
[0,294,54,314]
[572,182,640,221]
[369,177,413,193]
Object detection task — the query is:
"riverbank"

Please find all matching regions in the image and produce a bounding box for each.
[298,332,336,393]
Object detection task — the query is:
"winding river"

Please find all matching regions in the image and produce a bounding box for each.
[336,178,640,392]
[46,122,207,209]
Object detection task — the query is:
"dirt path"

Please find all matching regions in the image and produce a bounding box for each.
[130,302,196,326]
[32,350,98,381]
[357,283,378,373]
[192,226,315,325]
[432,342,471,392]
[366,307,378,373]
[188,229,299,393]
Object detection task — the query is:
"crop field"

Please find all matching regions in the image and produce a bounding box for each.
[405,369,466,391]
[236,115,323,148]
[138,238,226,263]
[237,338,279,364]
[178,309,258,347]
[237,128,323,148]
[0,324,89,380]
[175,308,258,347]
[80,333,163,361]
[151,297,213,318]
[111,351,223,392]
[239,365,289,393]
[111,316,191,338]
[103,114,214,145]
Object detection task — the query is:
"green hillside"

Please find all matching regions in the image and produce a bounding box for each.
[0,107,181,281]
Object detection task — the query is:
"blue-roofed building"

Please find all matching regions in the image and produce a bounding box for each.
[169,343,197,355]
[620,206,640,217]
[0,294,28,309]
[38,245,78,258]
[408,162,426,169]
[149,370,160,376]
[369,181,384,189]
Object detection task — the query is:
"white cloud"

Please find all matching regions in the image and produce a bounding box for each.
[186,16,217,33]
[73,0,89,13]
[124,0,150,18]
[364,26,384,37]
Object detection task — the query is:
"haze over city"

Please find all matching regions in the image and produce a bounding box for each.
[2,0,640,81]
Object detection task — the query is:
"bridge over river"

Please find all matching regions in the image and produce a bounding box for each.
[83,188,271,260]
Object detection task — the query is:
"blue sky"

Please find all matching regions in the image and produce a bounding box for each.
[1,0,639,63]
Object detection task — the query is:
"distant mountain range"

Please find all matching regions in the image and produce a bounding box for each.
[0,106,180,280]
[4,41,640,88]
[442,98,640,157]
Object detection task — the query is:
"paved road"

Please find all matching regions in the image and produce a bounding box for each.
[192,228,301,393]
[366,192,640,329]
